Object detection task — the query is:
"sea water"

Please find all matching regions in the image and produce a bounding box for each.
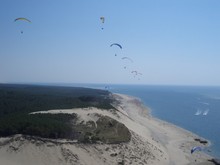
[75,84,220,158]
[108,85,220,158]
[35,83,220,158]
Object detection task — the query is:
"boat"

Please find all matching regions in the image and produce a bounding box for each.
[195,109,202,115]
[203,109,209,115]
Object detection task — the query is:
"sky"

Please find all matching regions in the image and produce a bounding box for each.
[1,0,220,86]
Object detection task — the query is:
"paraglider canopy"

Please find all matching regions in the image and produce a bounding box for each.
[14,17,31,23]
[121,57,133,63]
[191,146,202,154]
[131,70,138,75]
[110,43,122,49]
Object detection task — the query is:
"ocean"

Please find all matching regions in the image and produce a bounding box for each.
[71,84,220,158]
[35,83,220,158]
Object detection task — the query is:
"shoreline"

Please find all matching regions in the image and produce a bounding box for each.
[137,95,212,146]
[0,93,215,165]
[115,93,213,147]
[112,93,214,164]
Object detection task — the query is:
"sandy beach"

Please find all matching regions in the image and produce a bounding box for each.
[0,93,214,165]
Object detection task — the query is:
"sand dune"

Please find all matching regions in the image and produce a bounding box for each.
[0,93,213,165]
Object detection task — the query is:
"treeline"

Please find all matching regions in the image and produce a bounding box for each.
[0,84,115,139]
[0,113,76,139]
[0,84,114,116]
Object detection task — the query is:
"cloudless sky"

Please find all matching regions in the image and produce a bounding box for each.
[1,0,220,86]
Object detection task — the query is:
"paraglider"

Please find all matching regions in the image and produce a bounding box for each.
[110,43,122,49]
[110,43,122,57]
[131,71,142,75]
[122,57,133,69]
[100,16,105,30]
[131,70,138,77]
[14,17,31,34]
[104,86,109,91]
[131,71,143,79]
[191,146,202,154]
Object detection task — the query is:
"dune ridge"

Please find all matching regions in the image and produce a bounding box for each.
[0,93,213,165]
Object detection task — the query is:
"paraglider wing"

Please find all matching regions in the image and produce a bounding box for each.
[14,17,31,23]
[131,71,138,75]
[110,43,122,49]
[122,57,133,63]
[191,146,202,154]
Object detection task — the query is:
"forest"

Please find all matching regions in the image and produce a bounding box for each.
[0,84,115,139]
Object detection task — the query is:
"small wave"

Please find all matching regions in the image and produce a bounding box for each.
[199,102,210,105]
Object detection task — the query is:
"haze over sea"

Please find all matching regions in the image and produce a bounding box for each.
[36,83,220,158]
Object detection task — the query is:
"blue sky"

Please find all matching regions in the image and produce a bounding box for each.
[1,0,220,86]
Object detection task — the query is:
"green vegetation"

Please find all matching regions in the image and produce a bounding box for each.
[0,84,114,116]
[0,84,115,139]
[0,113,76,139]
[95,116,131,143]
[74,115,131,143]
